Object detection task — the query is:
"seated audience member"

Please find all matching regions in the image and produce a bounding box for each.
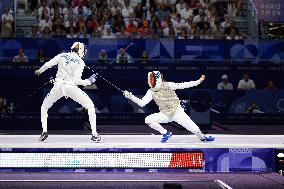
[237,73,255,90]
[102,27,116,38]
[97,50,108,64]
[140,51,149,64]
[264,80,277,90]
[37,49,46,63]
[246,101,263,114]
[217,74,233,90]
[13,48,29,63]
[116,48,133,63]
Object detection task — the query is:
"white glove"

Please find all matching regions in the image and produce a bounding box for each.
[123,91,133,99]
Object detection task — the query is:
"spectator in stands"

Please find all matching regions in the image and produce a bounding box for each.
[66,27,78,38]
[122,0,134,18]
[246,101,263,114]
[170,5,178,19]
[112,12,125,33]
[172,14,186,34]
[180,4,193,20]
[37,49,46,63]
[102,26,116,38]
[264,80,277,90]
[74,0,89,19]
[0,97,7,113]
[63,2,74,21]
[39,14,53,31]
[38,0,51,18]
[134,3,145,20]
[221,15,231,29]
[226,27,239,40]
[140,50,149,64]
[116,26,128,38]
[138,20,152,38]
[212,21,224,39]
[176,0,187,13]
[217,74,233,90]
[156,3,170,20]
[125,18,138,37]
[43,26,52,37]
[237,73,256,90]
[28,26,42,38]
[50,0,63,17]
[97,49,108,64]
[52,18,65,37]
[116,48,133,63]
[65,16,76,32]
[13,48,29,63]
[1,6,14,38]
[78,26,90,38]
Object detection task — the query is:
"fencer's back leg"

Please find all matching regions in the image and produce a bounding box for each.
[40,87,63,140]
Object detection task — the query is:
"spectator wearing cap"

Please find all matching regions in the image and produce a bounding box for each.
[217,74,233,90]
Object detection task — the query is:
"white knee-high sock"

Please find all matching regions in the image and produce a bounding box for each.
[41,108,48,133]
[88,108,97,136]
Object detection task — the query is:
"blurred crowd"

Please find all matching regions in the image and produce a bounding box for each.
[1,0,248,39]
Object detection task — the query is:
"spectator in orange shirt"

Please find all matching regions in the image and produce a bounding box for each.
[125,18,138,36]
[138,20,152,38]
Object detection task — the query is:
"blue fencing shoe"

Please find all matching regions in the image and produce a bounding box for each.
[200,135,215,142]
[161,132,173,143]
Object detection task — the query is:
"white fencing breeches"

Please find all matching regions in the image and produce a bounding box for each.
[41,85,97,135]
[145,106,203,139]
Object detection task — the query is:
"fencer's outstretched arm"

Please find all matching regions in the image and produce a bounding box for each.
[168,75,205,90]
[124,90,153,107]
[35,54,62,75]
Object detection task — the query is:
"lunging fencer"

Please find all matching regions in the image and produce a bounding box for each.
[123,71,215,143]
[35,42,101,142]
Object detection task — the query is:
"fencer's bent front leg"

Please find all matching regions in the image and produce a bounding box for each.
[41,87,62,132]
[145,112,170,135]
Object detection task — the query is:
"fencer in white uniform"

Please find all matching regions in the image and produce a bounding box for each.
[35,42,102,142]
[124,71,215,143]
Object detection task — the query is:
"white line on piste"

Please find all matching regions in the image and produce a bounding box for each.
[215,180,233,189]
[0,179,222,182]
[0,179,234,188]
